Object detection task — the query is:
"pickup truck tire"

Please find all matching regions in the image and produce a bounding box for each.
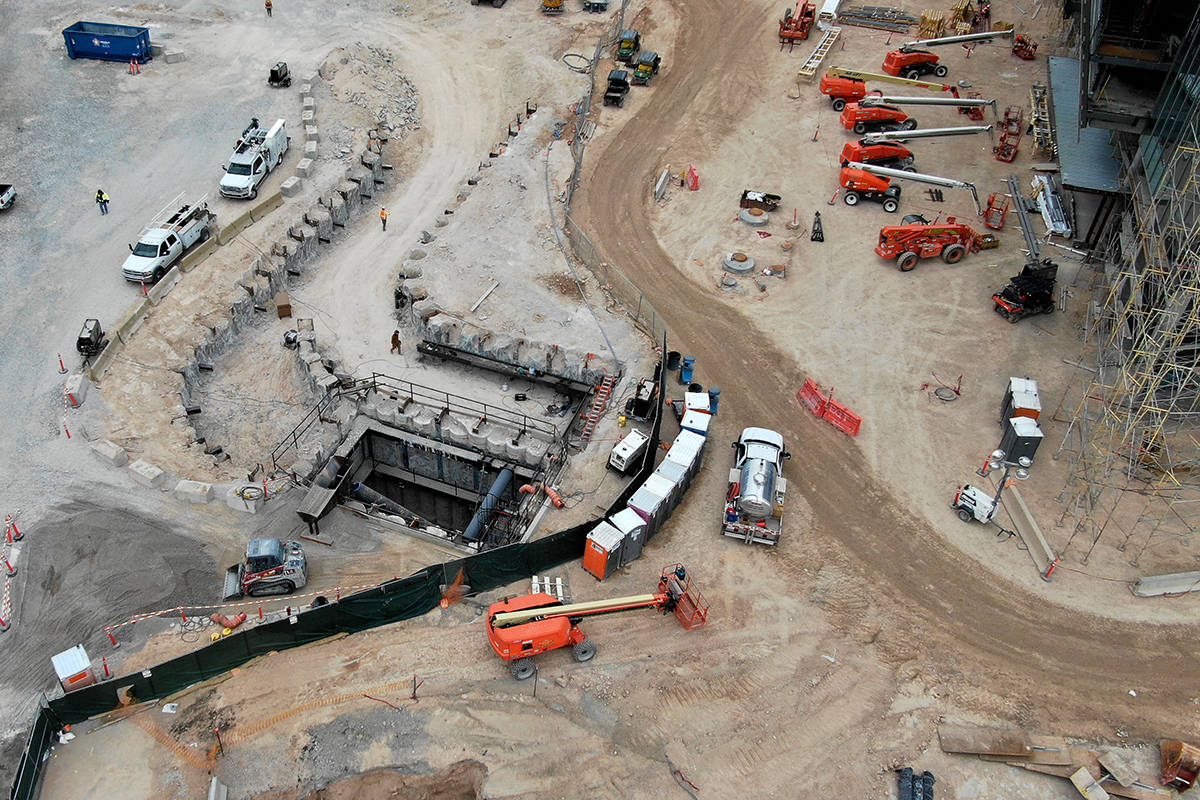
[250,186,259,200]
[151,267,165,284]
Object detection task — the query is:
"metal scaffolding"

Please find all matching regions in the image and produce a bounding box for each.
[1056,119,1200,564]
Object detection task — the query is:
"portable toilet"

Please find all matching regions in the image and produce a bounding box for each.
[654,457,690,492]
[627,479,672,534]
[582,521,625,581]
[609,507,647,565]
[643,472,681,510]
[1001,377,1041,424]
[999,416,1043,464]
[51,645,97,693]
[683,391,712,414]
[680,409,711,437]
[666,430,707,479]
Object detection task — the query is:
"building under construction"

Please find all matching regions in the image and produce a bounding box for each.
[1054,1,1200,565]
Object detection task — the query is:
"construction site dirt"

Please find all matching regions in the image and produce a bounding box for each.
[5,0,1200,798]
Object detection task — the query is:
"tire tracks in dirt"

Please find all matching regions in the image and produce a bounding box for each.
[571,0,1199,736]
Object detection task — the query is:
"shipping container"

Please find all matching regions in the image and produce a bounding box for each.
[63,21,152,63]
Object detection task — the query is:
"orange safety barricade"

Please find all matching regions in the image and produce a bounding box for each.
[822,398,862,436]
[797,378,863,436]
[685,164,700,191]
[796,378,826,416]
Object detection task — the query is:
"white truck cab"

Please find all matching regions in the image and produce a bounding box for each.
[121,195,214,284]
[220,118,289,200]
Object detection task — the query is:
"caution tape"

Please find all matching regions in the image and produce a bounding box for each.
[103,581,386,634]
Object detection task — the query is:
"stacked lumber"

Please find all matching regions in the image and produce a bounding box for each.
[918,9,944,37]
[938,724,1174,800]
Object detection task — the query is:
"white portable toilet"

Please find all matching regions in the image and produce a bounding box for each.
[666,430,707,479]
[1002,377,1041,423]
[628,479,672,534]
[680,409,712,437]
[654,458,690,491]
[51,645,97,693]
[609,507,648,565]
[643,472,681,509]
[683,391,712,414]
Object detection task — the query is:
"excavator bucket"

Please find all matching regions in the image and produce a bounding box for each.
[659,564,709,629]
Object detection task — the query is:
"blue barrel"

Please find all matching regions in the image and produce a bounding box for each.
[708,386,721,414]
[679,356,695,384]
[63,21,153,63]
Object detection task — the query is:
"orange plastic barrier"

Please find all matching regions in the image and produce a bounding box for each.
[796,379,862,436]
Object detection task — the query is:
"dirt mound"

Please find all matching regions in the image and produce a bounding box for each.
[250,760,487,800]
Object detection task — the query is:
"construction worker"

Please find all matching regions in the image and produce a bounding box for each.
[265,0,272,16]
[95,189,110,215]
[380,207,389,231]
[390,330,402,354]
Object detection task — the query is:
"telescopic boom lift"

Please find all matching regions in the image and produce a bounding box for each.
[860,94,999,120]
[883,29,1015,79]
[859,125,993,145]
[845,161,983,215]
[819,65,962,110]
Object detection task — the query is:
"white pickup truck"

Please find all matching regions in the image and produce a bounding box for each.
[0,184,15,211]
[121,195,215,284]
[219,118,289,200]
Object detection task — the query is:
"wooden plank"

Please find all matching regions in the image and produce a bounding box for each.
[1012,764,1173,800]
[1071,767,1111,800]
[979,734,1072,765]
[1099,750,1141,788]
[938,724,1032,757]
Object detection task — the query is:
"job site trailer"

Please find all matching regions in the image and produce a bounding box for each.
[63,21,152,63]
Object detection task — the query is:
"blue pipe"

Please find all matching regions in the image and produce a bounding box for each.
[462,468,514,542]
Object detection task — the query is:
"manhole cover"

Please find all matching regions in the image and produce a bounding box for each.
[934,387,958,402]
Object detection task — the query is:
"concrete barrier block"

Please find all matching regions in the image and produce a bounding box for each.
[164,51,187,64]
[129,459,167,489]
[146,268,181,306]
[299,83,312,100]
[226,484,264,513]
[249,191,284,222]
[304,140,318,158]
[179,237,218,273]
[174,480,215,504]
[296,158,315,178]
[150,43,165,57]
[90,439,128,467]
[305,126,320,143]
[114,299,152,344]
[64,372,91,407]
[302,97,316,112]
[281,177,303,197]
[316,373,340,394]
[301,110,315,125]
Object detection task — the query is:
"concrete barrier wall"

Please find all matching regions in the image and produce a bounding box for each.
[250,191,284,221]
[179,237,218,273]
[146,268,182,306]
[217,208,255,245]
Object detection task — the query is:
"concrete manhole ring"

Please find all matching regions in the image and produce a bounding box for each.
[739,208,769,226]
[934,387,958,402]
[723,252,755,274]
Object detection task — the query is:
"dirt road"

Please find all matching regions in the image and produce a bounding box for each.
[572,0,1200,738]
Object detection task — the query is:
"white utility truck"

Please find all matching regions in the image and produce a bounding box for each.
[219,118,289,200]
[722,427,790,545]
[121,194,215,284]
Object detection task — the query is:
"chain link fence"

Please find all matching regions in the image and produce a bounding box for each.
[560,0,668,344]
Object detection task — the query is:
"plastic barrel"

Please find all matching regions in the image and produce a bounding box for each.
[708,386,721,414]
[666,351,681,370]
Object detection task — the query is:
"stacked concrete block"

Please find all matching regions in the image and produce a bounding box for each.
[299,83,312,102]
[129,459,168,489]
[91,439,128,467]
[174,480,215,504]
[305,126,320,143]
[296,158,315,179]
[304,141,318,159]
[281,177,303,197]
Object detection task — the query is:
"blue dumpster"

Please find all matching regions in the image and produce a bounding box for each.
[63,21,152,63]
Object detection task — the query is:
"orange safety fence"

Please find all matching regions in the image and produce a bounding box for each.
[796,378,862,436]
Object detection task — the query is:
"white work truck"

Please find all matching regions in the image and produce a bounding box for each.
[219,118,289,200]
[722,427,790,545]
[121,194,215,284]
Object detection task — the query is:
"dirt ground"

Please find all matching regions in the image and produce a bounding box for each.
[22,0,1200,799]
